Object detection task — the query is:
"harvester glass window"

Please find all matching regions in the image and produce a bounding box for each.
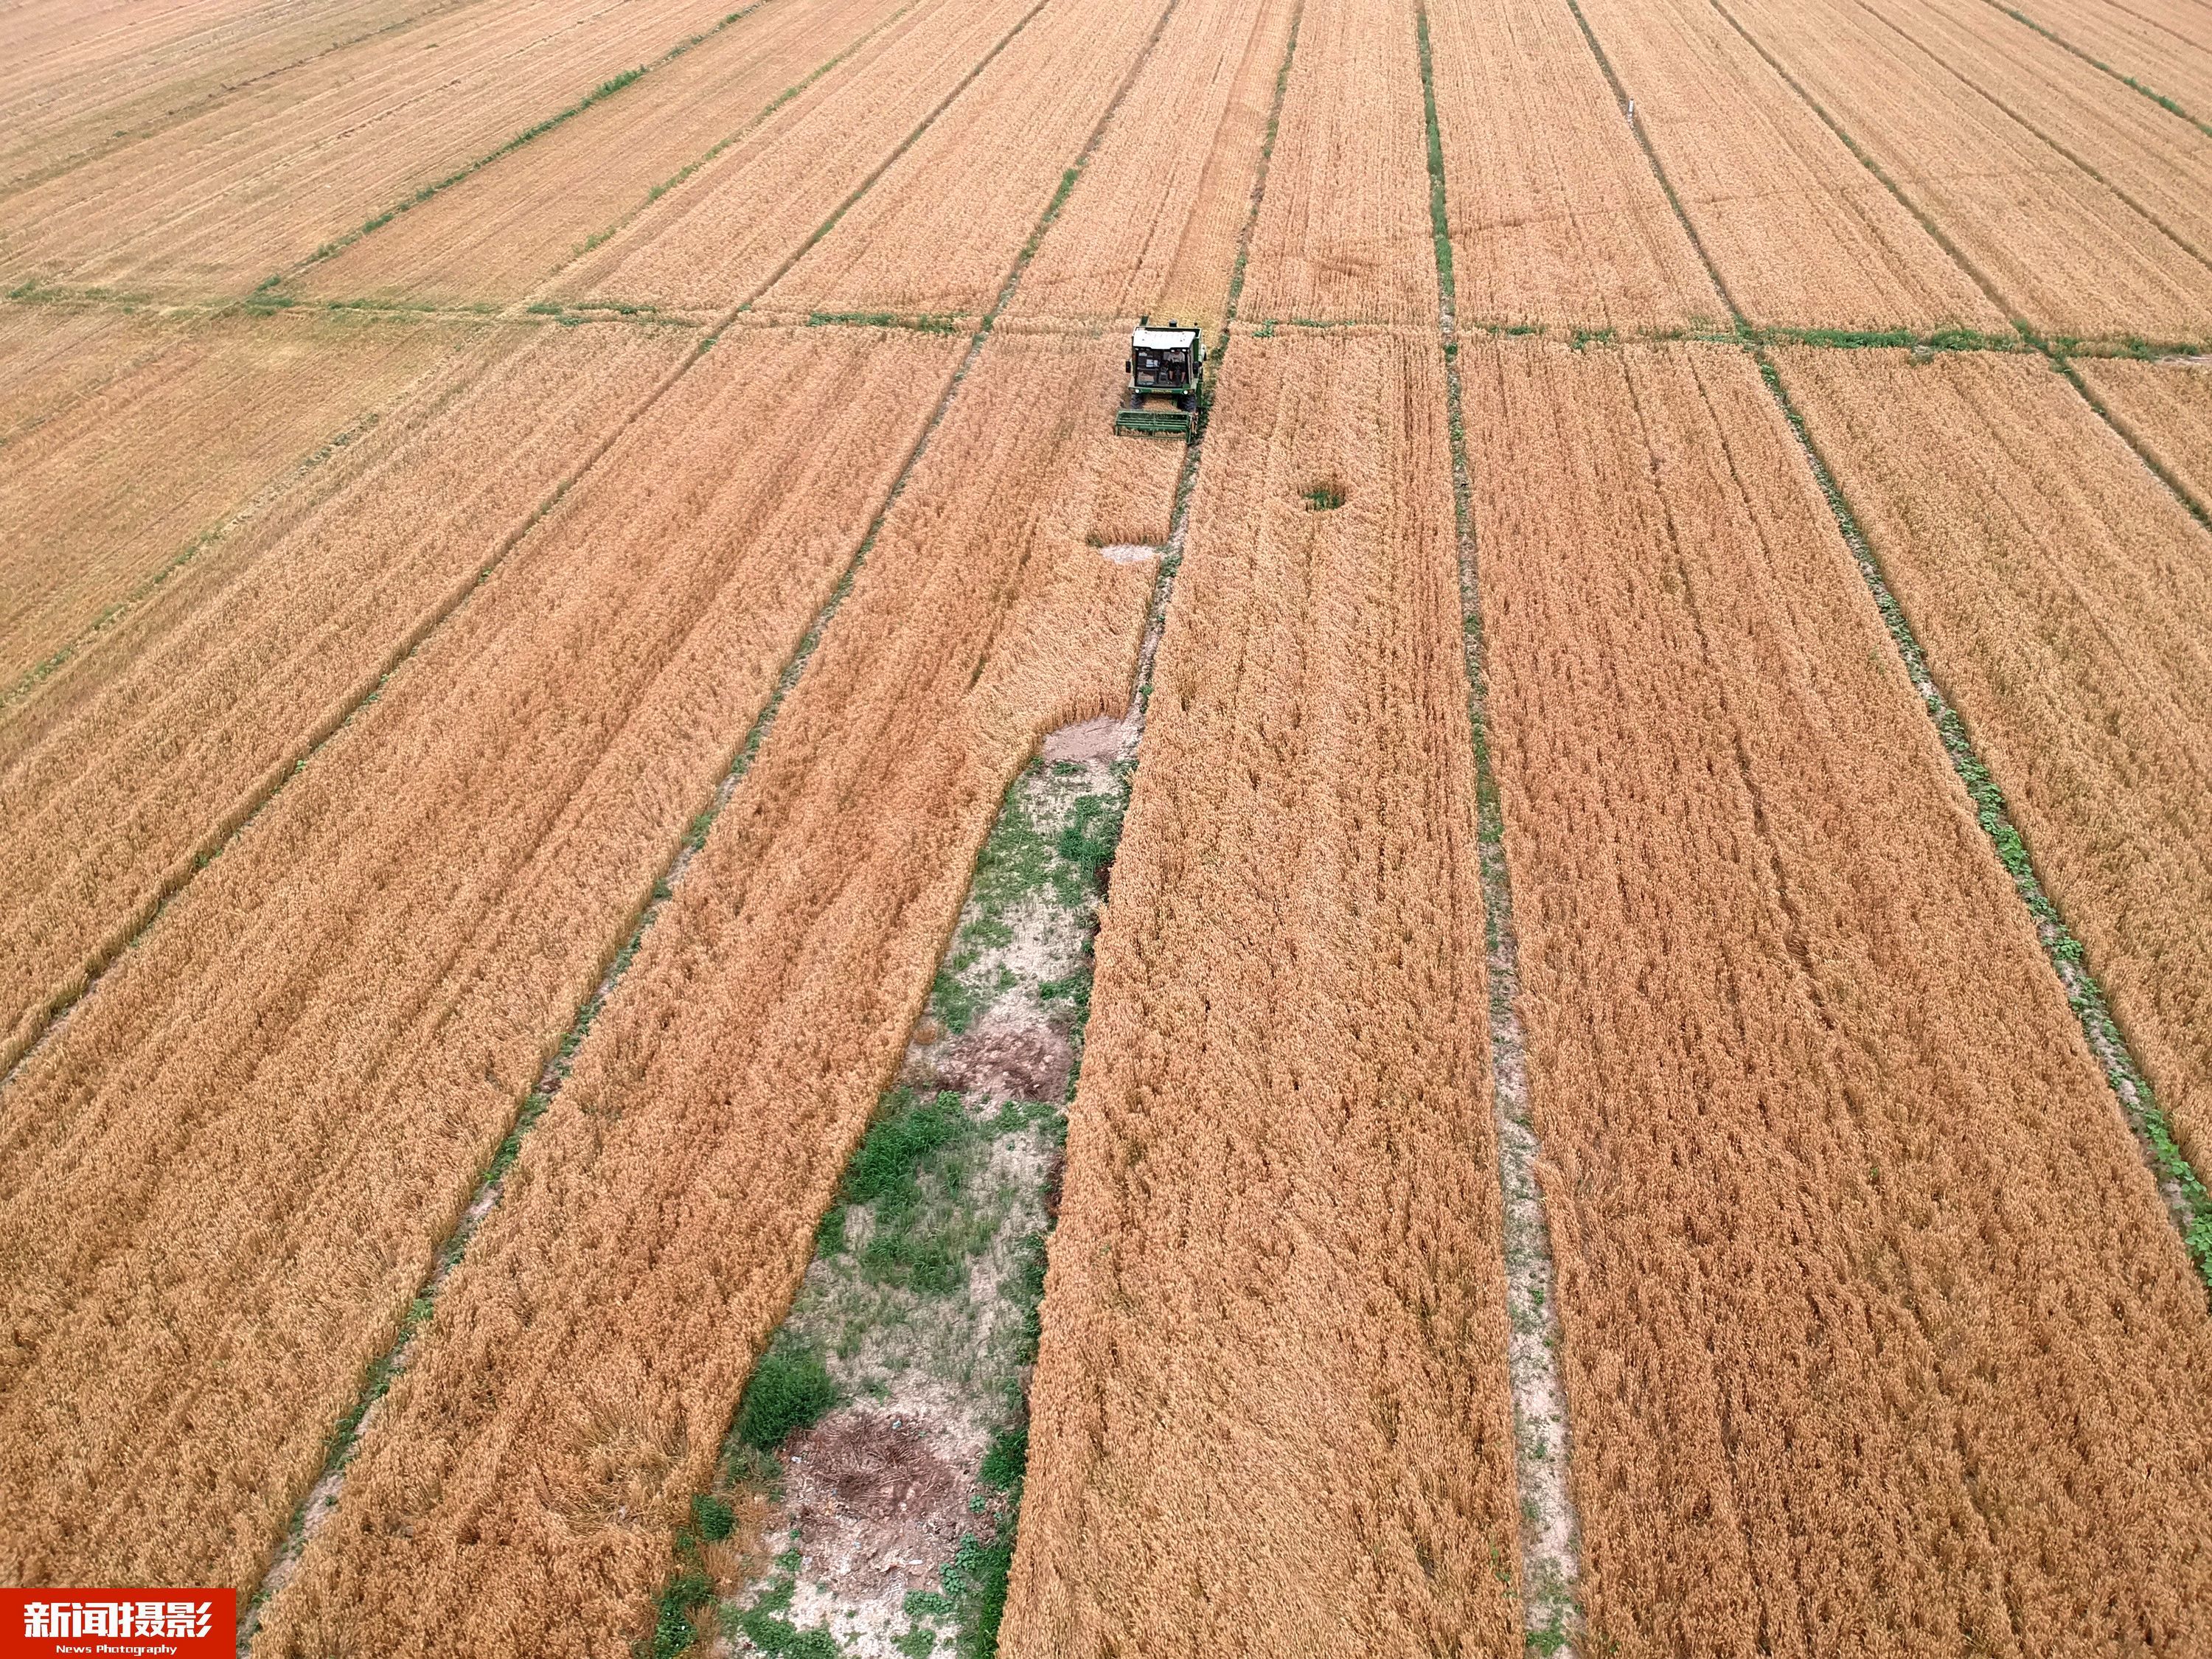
[1134,347,1185,387]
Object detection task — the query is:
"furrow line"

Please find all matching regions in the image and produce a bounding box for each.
[1416,5,1585,1652]
[1557,0,2212,1287]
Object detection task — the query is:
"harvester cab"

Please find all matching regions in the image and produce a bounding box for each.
[1116,316,1205,436]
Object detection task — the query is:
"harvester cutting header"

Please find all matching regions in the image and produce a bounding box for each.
[1116,317,1205,436]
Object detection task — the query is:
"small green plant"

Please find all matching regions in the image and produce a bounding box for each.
[734,1344,838,1450]
[1302,479,1346,511]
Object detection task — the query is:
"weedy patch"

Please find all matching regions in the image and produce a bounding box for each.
[676,726,1138,1658]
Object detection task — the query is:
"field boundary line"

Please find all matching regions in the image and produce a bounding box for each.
[268,0,787,291]
[1975,0,2212,139]
[1557,0,2212,1295]
[241,0,1194,1636]
[1416,4,1585,1652]
[2,0,1073,1091]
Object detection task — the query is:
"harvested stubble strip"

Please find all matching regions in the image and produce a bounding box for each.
[551,0,1045,316]
[1568,0,2002,332]
[1781,347,2212,1188]
[1468,336,2212,1655]
[1719,0,2212,339]
[1236,0,1437,324]
[0,307,486,685]
[251,330,1178,1659]
[0,327,961,1594]
[757,0,1172,319]
[0,323,690,1074]
[1004,327,1520,1658]
[0,0,740,297]
[293,0,911,308]
[1424,0,1720,332]
[1005,0,1298,333]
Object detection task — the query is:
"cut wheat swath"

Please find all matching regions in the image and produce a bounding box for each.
[1006,326,1520,1659]
[251,330,1177,1659]
[0,327,959,1596]
[1783,346,2212,1189]
[1469,335,2212,1655]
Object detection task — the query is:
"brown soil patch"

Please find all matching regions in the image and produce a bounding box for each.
[784,1409,975,1600]
[911,1023,1074,1103]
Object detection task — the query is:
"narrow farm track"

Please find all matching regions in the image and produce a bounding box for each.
[0,327,961,1594]
[1424,0,1720,331]
[1779,347,2212,1191]
[1468,335,2212,1656]
[1566,0,2006,330]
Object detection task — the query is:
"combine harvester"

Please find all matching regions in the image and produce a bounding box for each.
[1116,317,1205,435]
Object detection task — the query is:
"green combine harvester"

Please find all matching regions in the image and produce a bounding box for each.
[1116,317,1205,436]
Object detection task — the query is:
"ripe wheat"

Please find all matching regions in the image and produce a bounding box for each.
[1783,346,2212,1187]
[1469,335,2212,1655]
[1005,327,1520,1659]
[1426,0,1722,331]
[0,328,959,1593]
[251,330,1176,1658]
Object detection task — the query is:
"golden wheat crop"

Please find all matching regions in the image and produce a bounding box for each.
[1722,0,2210,338]
[0,328,960,1594]
[759,0,1172,319]
[2078,354,2212,518]
[0,309,484,684]
[0,0,440,190]
[0,323,689,1077]
[2001,0,2212,119]
[1781,346,2212,1187]
[0,0,738,296]
[1004,326,1520,1659]
[1852,0,2212,263]
[1426,0,1720,331]
[1237,0,1437,324]
[1468,335,2212,1656]
[249,330,1176,1658]
[293,0,909,309]
[1571,0,2002,331]
[551,0,1043,318]
[1007,0,1296,330]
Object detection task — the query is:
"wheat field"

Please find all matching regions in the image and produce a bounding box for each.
[4,0,2211,1652]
